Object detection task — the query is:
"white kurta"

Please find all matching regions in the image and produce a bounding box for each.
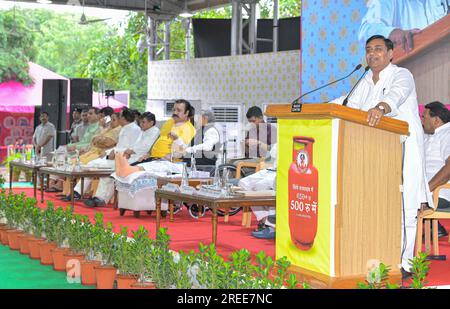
[332,63,433,271]
[129,126,160,164]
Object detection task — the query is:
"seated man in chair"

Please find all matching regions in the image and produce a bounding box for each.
[229,106,277,176]
[237,144,277,239]
[131,99,196,165]
[421,101,450,238]
[177,109,221,173]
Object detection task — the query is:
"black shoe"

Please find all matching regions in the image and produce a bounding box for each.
[61,192,81,202]
[253,221,267,232]
[401,268,413,280]
[438,222,448,238]
[84,198,96,207]
[93,197,106,207]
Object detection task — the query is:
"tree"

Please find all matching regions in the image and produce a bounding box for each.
[0,8,37,85]
[29,9,109,79]
[79,12,148,111]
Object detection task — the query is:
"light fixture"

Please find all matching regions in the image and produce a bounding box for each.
[37,0,53,4]
[179,0,193,18]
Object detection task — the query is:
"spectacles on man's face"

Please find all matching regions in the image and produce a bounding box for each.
[365,45,387,54]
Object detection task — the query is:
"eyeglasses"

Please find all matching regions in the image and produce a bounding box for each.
[365,46,387,53]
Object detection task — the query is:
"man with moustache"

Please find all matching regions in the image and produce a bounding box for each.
[331,35,433,279]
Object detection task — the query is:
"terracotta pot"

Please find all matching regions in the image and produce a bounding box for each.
[80,260,102,286]
[28,238,46,259]
[39,242,57,265]
[18,234,34,254]
[94,265,117,289]
[51,247,71,271]
[64,252,85,274]
[0,227,14,245]
[7,230,23,250]
[130,282,157,289]
[116,274,139,289]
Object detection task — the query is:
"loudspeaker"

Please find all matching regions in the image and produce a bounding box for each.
[33,105,41,132]
[70,78,92,111]
[70,78,93,128]
[42,79,68,147]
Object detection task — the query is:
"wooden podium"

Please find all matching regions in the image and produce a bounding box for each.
[266,103,409,288]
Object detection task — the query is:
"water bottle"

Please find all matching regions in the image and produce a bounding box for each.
[30,147,36,164]
[74,149,81,171]
[213,164,221,188]
[20,147,26,163]
[181,162,189,187]
[190,152,197,174]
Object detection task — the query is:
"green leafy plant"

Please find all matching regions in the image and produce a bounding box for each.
[409,252,431,289]
[42,202,56,242]
[52,206,73,247]
[357,263,398,289]
[66,214,89,254]
[30,206,44,239]
[114,226,138,276]
[93,212,119,266]
[147,227,177,288]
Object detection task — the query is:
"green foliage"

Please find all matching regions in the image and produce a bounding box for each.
[2,191,306,289]
[357,263,398,289]
[79,12,148,112]
[30,9,109,79]
[66,214,90,254]
[42,202,57,242]
[93,213,120,266]
[357,255,432,289]
[114,226,138,276]
[0,9,37,84]
[147,227,177,288]
[409,252,431,289]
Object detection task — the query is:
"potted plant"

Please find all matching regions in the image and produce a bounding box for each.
[39,203,58,265]
[28,206,46,259]
[51,206,73,271]
[93,213,119,289]
[141,227,175,289]
[115,227,139,289]
[79,216,101,286]
[64,214,86,277]
[4,195,24,249]
[17,198,36,254]
[6,203,25,250]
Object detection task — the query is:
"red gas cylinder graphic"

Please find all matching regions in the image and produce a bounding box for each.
[288,137,318,250]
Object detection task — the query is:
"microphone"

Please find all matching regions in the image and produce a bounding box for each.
[291,64,362,110]
[342,65,370,106]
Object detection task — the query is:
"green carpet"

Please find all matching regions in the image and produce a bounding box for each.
[0,245,93,289]
[0,182,34,189]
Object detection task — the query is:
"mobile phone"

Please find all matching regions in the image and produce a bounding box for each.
[104,116,111,124]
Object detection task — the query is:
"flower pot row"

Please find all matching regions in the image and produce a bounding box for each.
[0,225,154,289]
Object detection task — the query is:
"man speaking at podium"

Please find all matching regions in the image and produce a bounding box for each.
[331,35,433,278]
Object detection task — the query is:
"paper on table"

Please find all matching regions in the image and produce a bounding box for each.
[234,190,276,197]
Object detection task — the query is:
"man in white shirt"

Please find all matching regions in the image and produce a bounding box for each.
[331,35,433,278]
[238,144,277,239]
[122,112,160,164]
[63,108,141,204]
[175,109,221,169]
[83,110,158,207]
[32,112,56,160]
[421,101,450,237]
[71,109,89,143]
[359,0,447,52]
